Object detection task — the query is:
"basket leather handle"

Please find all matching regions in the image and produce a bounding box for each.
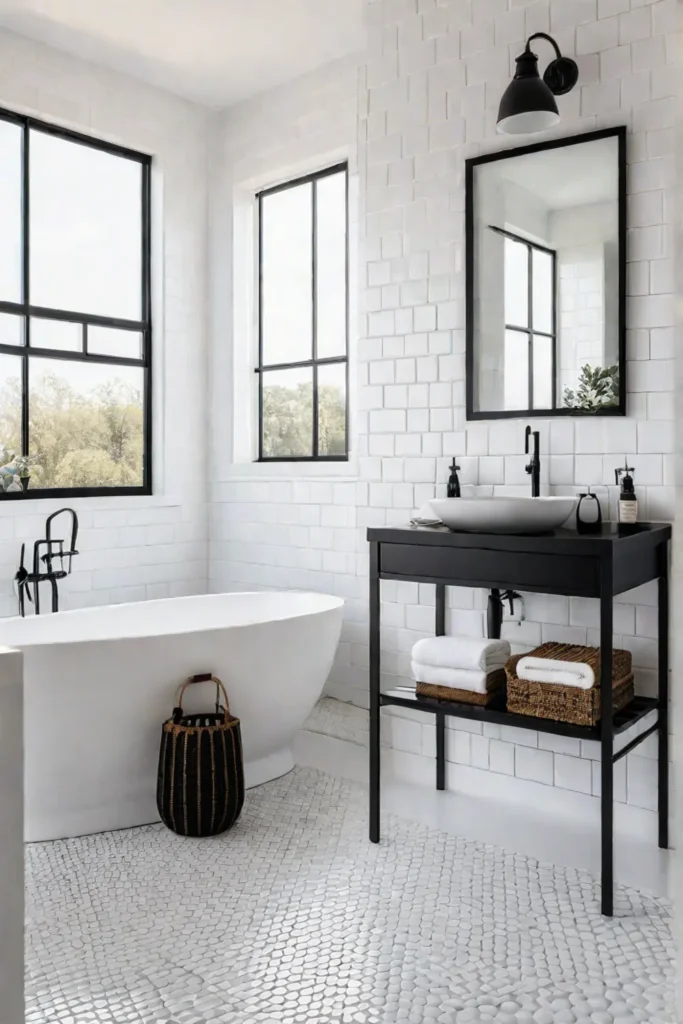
[173,674,230,723]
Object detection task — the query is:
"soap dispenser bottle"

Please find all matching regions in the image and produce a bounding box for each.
[615,462,638,525]
[447,460,461,498]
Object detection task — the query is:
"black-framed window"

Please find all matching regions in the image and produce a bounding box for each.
[0,109,151,499]
[491,225,557,412]
[256,163,348,461]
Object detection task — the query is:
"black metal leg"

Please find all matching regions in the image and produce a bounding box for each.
[50,577,59,613]
[369,542,381,844]
[658,542,669,850]
[34,579,40,615]
[436,712,446,791]
[600,557,614,917]
[436,584,446,637]
[435,585,446,789]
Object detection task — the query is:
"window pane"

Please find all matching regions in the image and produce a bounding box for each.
[533,248,554,334]
[0,120,22,303]
[504,237,528,328]
[261,366,312,458]
[29,358,144,488]
[504,330,528,411]
[0,313,24,346]
[30,130,143,319]
[261,183,312,364]
[316,172,347,359]
[31,318,81,352]
[0,354,22,466]
[317,363,346,456]
[533,334,554,410]
[88,326,142,360]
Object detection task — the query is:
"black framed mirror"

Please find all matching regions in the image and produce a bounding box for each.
[465,127,626,420]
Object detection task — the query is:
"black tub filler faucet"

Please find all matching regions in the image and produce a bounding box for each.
[14,508,79,616]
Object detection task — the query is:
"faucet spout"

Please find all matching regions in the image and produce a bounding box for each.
[45,508,79,573]
[524,427,541,498]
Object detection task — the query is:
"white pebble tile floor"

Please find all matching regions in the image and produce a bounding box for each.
[26,767,674,1024]
[304,695,368,746]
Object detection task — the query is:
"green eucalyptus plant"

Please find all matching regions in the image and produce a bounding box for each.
[563,364,620,412]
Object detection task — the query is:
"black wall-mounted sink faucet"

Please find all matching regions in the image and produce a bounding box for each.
[525,426,541,497]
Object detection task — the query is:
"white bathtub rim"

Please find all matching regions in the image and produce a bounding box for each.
[0,591,344,648]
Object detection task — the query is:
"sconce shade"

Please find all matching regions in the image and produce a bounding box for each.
[497,50,560,135]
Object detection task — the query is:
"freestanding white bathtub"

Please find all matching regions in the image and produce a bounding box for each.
[0,592,344,842]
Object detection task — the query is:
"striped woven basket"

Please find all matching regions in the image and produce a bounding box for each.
[505,643,634,727]
[157,674,244,838]
[416,667,506,707]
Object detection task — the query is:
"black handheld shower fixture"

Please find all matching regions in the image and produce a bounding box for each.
[14,508,79,616]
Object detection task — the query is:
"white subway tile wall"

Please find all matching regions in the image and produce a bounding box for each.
[0,31,209,613]
[210,0,675,817]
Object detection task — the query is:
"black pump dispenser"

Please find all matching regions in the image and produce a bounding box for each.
[447,460,461,498]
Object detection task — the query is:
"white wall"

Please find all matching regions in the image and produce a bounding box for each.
[210,0,676,826]
[552,202,618,393]
[208,57,361,592]
[0,29,210,616]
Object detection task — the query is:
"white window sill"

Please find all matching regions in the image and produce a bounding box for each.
[219,457,359,481]
[0,493,183,516]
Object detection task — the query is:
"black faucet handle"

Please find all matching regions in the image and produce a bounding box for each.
[524,425,540,457]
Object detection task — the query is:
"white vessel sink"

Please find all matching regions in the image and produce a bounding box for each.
[429,496,577,535]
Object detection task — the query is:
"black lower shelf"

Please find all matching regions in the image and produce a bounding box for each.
[380,689,658,743]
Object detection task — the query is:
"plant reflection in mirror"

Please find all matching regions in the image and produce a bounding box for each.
[563,364,619,412]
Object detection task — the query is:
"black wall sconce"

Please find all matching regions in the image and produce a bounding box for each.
[497,32,579,136]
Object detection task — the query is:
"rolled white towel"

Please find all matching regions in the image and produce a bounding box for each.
[412,662,489,695]
[516,656,594,690]
[412,636,510,673]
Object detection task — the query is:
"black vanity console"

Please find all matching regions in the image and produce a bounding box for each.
[367,522,671,917]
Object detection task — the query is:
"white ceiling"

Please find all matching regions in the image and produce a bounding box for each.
[0,0,365,108]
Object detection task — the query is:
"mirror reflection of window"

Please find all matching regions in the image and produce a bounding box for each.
[498,230,556,412]
[468,130,623,418]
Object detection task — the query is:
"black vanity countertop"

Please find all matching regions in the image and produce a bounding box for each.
[367,521,671,554]
[367,522,671,599]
